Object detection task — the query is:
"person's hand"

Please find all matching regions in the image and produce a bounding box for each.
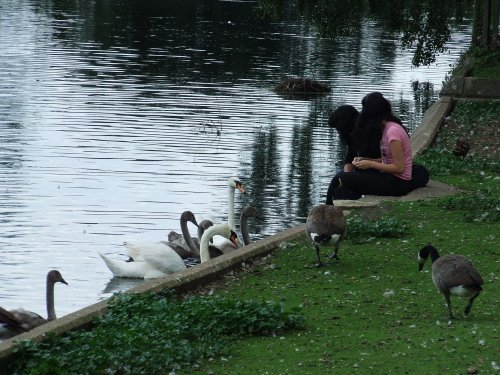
[352,159,372,170]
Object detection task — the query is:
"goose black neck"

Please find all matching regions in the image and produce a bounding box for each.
[423,245,441,263]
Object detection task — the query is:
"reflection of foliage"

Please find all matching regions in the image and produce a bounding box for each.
[255,0,284,20]
[368,0,467,67]
[256,0,471,67]
[296,0,364,38]
[397,2,451,66]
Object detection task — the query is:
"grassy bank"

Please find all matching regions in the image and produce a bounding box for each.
[5,57,500,374]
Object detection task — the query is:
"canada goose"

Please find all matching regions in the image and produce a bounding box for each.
[0,270,67,339]
[418,244,484,319]
[305,204,346,267]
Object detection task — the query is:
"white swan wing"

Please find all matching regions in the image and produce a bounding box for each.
[211,235,238,253]
[99,252,166,279]
[140,243,186,274]
[123,241,150,261]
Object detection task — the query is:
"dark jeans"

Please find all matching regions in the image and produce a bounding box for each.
[325,169,412,204]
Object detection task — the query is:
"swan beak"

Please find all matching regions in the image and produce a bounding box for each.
[60,277,68,285]
[190,218,199,227]
[236,182,246,194]
[229,230,240,247]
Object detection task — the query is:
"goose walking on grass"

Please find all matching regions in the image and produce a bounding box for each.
[0,270,67,339]
[418,244,484,319]
[305,204,346,267]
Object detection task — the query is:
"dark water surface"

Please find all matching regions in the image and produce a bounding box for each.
[0,0,471,317]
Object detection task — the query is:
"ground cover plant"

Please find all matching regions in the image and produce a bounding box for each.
[6,293,305,374]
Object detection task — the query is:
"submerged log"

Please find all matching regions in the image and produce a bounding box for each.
[275,77,330,95]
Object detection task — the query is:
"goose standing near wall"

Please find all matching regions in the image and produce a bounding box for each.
[418,244,484,319]
[0,270,68,339]
[305,204,346,267]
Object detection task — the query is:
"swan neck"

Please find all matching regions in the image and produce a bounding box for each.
[200,226,222,263]
[241,216,251,245]
[46,277,56,321]
[228,185,235,229]
[181,217,199,255]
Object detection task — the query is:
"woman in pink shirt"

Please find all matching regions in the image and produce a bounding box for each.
[325,92,413,202]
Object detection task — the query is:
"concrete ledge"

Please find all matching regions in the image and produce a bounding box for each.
[0,225,306,362]
[333,179,460,209]
[410,97,453,158]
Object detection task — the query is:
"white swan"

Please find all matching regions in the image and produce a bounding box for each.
[227,176,246,229]
[210,176,245,251]
[99,221,240,278]
[199,207,258,251]
[124,211,199,261]
[0,270,67,339]
[199,224,240,263]
[99,241,186,279]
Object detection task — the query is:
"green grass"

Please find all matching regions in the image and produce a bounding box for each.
[183,199,499,375]
[469,49,500,79]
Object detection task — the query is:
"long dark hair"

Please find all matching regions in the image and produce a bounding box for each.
[328,105,359,145]
[352,92,408,153]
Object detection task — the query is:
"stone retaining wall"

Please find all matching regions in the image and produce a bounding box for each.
[0,226,306,365]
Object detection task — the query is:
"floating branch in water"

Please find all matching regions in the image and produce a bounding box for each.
[274,77,330,94]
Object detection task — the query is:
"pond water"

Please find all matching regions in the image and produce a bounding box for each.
[0,0,472,318]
